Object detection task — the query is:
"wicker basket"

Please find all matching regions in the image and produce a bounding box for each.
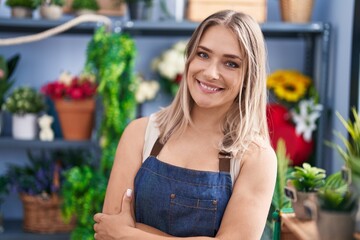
[187,0,267,23]
[20,193,76,233]
[280,0,314,23]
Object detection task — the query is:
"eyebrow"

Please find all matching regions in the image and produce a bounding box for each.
[198,46,242,60]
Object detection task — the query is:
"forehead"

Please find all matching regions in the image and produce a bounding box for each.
[199,25,242,56]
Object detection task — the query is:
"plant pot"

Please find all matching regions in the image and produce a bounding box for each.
[63,0,126,15]
[54,98,95,140]
[11,7,33,18]
[280,0,314,23]
[12,113,37,140]
[316,210,355,240]
[40,5,63,20]
[291,191,316,220]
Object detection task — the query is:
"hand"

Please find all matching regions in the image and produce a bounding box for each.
[94,189,136,240]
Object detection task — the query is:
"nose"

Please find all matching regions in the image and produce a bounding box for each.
[203,61,220,80]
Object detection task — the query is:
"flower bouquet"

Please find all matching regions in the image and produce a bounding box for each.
[266,70,323,165]
[151,40,187,96]
[41,72,97,140]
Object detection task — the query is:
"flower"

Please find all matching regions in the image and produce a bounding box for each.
[267,70,323,166]
[152,40,187,96]
[135,74,160,103]
[41,71,97,100]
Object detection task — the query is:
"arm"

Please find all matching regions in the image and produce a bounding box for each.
[102,117,148,214]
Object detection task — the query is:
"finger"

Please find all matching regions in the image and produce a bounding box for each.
[93,223,99,232]
[94,233,98,239]
[94,213,103,223]
[121,188,133,213]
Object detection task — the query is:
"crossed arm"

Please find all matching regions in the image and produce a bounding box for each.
[93,118,277,240]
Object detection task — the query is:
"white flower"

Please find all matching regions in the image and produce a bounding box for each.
[152,40,187,81]
[291,99,323,142]
[58,71,73,86]
[136,80,160,103]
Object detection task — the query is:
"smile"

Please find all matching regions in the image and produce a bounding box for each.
[197,80,223,93]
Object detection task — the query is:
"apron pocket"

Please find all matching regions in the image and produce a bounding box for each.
[168,193,217,237]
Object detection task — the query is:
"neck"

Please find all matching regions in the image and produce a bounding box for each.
[190,105,227,133]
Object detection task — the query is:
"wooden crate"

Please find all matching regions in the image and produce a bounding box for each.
[187,0,267,22]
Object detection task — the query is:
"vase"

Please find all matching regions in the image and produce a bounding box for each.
[54,98,95,140]
[280,0,314,23]
[12,113,38,140]
[291,191,316,220]
[40,5,63,20]
[11,7,33,18]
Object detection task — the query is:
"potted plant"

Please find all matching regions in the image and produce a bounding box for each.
[327,108,360,236]
[3,86,46,140]
[305,172,356,240]
[71,0,99,15]
[5,150,91,233]
[34,0,64,20]
[287,162,326,220]
[41,72,97,140]
[5,0,38,18]
[0,54,20,136]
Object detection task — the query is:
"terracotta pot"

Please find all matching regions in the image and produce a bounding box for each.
[63,0,126,16]
[40,5,63,20]
[11,7,33,18]
[291,191,316,220]
[316,210,355,240]
[54,98,95,140]
[280,0,314,23]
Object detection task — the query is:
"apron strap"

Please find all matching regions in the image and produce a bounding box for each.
[150,138,231,173]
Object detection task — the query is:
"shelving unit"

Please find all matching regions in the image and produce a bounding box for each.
[0,17,331,239]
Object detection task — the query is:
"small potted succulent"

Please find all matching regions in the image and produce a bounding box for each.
[3,86,46,140]
[287,162,326,220]
[5,0,38,18]
[34,0,64,20]
[305,172,356,240]
[71,0,99,15]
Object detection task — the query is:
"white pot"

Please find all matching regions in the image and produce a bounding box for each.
[40,5,63,20]
[12,113,38,140]
[11,7,33,18]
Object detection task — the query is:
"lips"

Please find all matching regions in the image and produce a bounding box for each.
[197,80,223,93]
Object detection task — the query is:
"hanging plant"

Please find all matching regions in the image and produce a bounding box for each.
[61,26,137,240]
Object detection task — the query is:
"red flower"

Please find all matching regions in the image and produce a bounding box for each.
[267,103,314,166]
[41,74,97,101]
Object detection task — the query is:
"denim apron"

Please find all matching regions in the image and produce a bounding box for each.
[134,139,233,237]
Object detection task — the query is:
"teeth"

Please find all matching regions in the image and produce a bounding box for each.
[200,82,219,92]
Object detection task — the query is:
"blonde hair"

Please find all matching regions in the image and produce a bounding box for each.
[156,10,269,156]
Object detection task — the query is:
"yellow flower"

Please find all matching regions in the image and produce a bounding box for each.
[273,78,307,102]
[267,70,312,102]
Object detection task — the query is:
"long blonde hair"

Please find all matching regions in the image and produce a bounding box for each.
[156,10,269,156]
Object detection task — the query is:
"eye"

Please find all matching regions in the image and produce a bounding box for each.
[197,51,209,59]
[225,61,239,68]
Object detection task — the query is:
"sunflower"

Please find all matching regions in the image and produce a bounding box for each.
[267,70,312,103]
[273,78,308,102]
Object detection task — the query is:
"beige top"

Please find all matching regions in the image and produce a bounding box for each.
[142,114,241,187]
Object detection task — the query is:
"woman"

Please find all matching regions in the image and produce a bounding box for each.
[94,10,277,240]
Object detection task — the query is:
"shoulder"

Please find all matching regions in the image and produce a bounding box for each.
[122,116,149,138]
[242,138,277,170]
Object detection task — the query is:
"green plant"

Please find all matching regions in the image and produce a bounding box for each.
[33,0,64,6]
[61,26,137,240]
[71,0,99,11]
[0,54,20,107]
[327,109,360,179]
[5,0,38,9]
[290,162,326,192]
[5,150,93,197]
[3,86,46,115]
[317,172,355,212]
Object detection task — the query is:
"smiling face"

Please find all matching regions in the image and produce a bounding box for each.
[187,24,244,113]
